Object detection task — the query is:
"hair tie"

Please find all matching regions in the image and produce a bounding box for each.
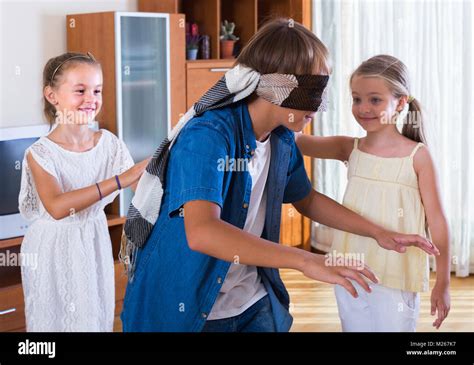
[407,95,415,103]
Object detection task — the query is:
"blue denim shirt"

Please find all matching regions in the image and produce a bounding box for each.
[121,100,312,332]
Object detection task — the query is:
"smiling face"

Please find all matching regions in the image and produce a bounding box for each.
[44,63,103,125]
[351,75,405,133]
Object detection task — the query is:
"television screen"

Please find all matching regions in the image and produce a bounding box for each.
[0,137,39,216]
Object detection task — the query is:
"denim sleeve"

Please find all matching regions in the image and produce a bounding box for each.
[283,139,312,203]
[167,120,229,215]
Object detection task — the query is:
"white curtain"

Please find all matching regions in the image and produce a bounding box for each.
[312,0,474,276]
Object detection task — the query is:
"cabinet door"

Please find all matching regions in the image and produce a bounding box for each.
[118,14,171,216]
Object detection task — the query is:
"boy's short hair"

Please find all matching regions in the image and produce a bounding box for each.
[237,18,331,76]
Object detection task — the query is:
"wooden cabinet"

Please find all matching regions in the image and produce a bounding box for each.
[0,216,128,332]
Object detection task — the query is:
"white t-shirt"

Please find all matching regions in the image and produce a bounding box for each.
[208,136,271,320]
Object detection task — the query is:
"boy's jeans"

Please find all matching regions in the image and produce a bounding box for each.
[201,295,276,332]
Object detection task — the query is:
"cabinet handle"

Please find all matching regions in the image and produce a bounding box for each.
[0,308,16,315]
[210,68,231,72]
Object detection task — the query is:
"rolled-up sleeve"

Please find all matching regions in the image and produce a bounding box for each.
[282,141,312,204]
[167,120,229,215]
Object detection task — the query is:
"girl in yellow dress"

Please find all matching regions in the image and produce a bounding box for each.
[297,55,451,331]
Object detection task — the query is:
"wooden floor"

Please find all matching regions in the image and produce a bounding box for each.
[114,271,474,332]
[282,269,474,332]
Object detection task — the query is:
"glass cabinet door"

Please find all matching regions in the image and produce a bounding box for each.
[118,14,170,216]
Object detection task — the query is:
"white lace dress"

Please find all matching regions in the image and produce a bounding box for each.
[19,129,134,332]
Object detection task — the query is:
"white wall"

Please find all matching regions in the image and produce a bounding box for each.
[0,0,137,128]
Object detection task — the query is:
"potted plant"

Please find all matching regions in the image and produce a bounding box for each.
[220,20,239,59]
[186,23,201,60]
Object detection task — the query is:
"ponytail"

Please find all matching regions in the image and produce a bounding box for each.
[401,98,426,144]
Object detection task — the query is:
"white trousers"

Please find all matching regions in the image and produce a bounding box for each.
[334,280,420,332]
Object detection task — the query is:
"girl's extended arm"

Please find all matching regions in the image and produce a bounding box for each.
[414,147,451,329]
[184,200,378,298]
[295,133,354,161]
[27,153,149,220]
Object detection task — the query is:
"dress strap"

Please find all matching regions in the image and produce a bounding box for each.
[409,142,425,158]
[353,138,359,149]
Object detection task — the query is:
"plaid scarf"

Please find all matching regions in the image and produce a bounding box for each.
[120,64,329,280]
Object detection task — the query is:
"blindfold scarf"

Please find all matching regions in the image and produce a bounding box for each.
[120,64,329,280]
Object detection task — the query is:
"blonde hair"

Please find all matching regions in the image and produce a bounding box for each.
[237,18,331,75]
[42,52,101,125]
[350,54,426,144]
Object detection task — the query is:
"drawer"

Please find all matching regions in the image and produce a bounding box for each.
[0,284,26,332]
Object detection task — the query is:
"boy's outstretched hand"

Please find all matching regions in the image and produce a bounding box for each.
[301,253,378,298]
[374,229,440,256]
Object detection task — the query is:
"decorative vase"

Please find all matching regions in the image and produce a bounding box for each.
[200,35,210,60]
[187,48,198,60]
[220,40,235,59]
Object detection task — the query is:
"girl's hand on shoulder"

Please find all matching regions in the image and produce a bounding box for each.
[119,157,151,188]
[431,284,450,329]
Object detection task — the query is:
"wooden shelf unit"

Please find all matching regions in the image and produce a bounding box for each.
[138,0,312,62]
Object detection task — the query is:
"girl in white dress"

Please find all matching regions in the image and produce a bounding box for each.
[19,52,148,331]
